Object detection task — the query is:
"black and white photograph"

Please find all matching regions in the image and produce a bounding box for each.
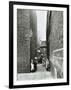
[9,1,69,88]
[17,9,63,80]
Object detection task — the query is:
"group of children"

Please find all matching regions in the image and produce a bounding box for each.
[31,54,51,72]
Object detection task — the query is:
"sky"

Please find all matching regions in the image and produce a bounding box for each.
[36,10,47,45]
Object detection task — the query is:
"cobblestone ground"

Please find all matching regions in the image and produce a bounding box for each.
[17,64,53,80]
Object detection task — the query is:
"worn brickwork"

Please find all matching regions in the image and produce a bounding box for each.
[50,50,63,78]
[17,9,37,73]
[49,11,63,53]
[47,11,63,78]
[30,10,37,59]
[17,9,31,73]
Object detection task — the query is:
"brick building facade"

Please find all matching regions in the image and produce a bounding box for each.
[46,11,63,78]
[17,9,37,73]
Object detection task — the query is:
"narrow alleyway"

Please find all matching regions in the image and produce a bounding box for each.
[18,64,53,80]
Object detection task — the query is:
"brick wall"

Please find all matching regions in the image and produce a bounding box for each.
[46,11,63,78]
[30,10,37,59]
[17,9,37,73]
[49,11,63,53]
[17,9,31,73]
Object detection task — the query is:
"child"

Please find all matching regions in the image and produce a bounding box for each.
[31,59,35,72]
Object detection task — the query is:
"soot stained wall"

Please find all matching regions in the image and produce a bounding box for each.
[17,9,37,73]
[46,11,63,78]
[17,9,31,73]
[49,11,63,53]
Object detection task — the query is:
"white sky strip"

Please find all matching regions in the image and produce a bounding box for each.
[36,10,47,43]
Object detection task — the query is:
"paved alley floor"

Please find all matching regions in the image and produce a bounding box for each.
[17,64,53,80]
